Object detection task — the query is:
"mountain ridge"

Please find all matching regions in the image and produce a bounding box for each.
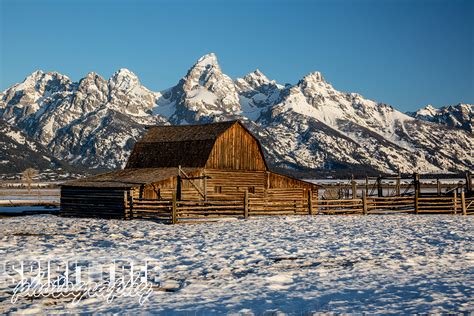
[1,53,473,175]
[407,103,473,133]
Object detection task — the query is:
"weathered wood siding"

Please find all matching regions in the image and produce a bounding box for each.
[205,169,267,199]
[60,186,128,219]
[137,170,205,201]
[205,124,266,171]
[267,172,317,200]
[267,172,313,189]
[133,169,316,202]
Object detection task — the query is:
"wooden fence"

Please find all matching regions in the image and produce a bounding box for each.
[126,191,474,224]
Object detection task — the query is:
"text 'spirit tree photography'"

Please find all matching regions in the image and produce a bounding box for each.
[0,0,473,314]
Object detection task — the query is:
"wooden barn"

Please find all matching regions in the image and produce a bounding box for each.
[60,120,318,219]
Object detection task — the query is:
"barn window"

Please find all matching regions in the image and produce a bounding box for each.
[248,186,255,194]
[214,186,222,193]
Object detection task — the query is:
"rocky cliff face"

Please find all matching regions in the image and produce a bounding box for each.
[408,104,473,133]
[0,118,68,173]
[1,53,473,174]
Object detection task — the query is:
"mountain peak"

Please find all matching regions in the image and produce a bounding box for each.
[303,71,325,83]
[195,53,219,67]
[15,70,70,91]
[110,68,139,81]
[22,70,45,85]
[240,69,272,89]
[84,71,100,78]
[109,68,140,91]
[115,68,136,76]
[250,69,268,80]
[415,104,439,117]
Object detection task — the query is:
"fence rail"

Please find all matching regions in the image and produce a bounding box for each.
[126,190,473,224]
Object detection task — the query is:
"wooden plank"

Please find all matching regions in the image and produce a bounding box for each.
[414,194,419,214]
[172,192,177,224]
[461,192,467,216]
[362,191,368,215]
[244,190,249,218]
[453,192,457,215]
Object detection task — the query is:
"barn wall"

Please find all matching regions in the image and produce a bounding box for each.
[133,170,317,202]
[135,170,267,201]
[137,170,205,200]
[267,172,317,200]
[268,172,314,189]
[205,124,266,171]
[60,186,128,219]
[204,169,267,199]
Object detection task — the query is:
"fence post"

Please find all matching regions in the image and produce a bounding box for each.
[466,173,472,193]
[171,192,177,224]
[437,179,441,196]
[308,190,313,215]
[414,193,419,214]
[461,191,467,216]
[365,176,369,196]
[351,180,357,199]
[315,192,319,215]
[124,191,130,220]
[396,176,401,196]
[362,191,368,215]
[377,176,383,197]
[244,190,249,219]
[453,191,457,215]
[127,191,133,220]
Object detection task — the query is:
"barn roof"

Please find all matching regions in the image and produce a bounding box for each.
[140,120,237,142]
[63,167,199,188]
[125,120,267,169]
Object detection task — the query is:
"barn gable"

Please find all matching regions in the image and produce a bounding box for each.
[126,121,267,170]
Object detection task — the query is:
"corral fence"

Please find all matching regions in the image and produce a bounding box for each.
[127,190,474,224]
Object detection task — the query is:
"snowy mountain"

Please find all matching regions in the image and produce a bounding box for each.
[0,69,166,170]
[1,53,473,174]
[0,119,67,173]
[407,104,473,133]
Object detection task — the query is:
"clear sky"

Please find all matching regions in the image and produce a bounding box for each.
[1,0,472,112]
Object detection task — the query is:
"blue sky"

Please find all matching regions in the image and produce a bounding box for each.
[1,0,472,111]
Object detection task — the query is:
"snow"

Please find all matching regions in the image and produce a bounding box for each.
[0,215,472,314]
[416,104,439,117]
[5,131,25,144]
[187,87,218,104]
[239,95,263,121]
[195,52,218,67]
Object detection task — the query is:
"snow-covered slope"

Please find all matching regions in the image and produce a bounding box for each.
[0,119,67,173]
[408,104,473,133]
[1,53,473,173]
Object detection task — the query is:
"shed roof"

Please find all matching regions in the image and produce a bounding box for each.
[63,167,198,188]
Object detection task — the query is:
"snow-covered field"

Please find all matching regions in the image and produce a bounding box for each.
[0,215,472,314]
